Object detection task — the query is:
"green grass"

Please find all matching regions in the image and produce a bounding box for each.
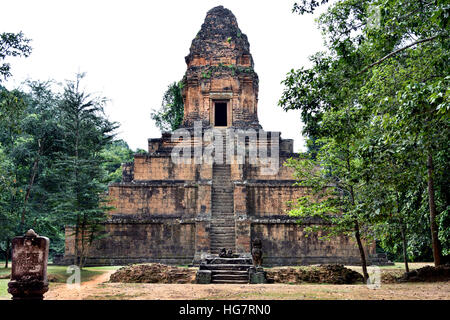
[0,267,11,277]
[0,264,121,299]
[377,262,433,269]
[0,280,8,299]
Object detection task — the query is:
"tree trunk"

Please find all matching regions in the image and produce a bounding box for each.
[354,220,369,282]
[21,140,43,225]
[427,152,442,266]
[399,218,409,273]
[4,240,10,269]
[4,249,8,269]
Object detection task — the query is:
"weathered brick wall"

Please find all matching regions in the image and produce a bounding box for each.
[133,156,198,181]
[247,185,308,217]
[251,223,374,266]
[84,223,196,265]
[108,184,200,216]
[244,157,297,181]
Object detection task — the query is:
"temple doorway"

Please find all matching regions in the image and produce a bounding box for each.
[214,101,228,126]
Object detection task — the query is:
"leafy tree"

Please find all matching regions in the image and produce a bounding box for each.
[0,87,28,143]
[151,81,184,132]
[285,112,373,281]
[100,139,135,183]
[49,73,117,268]
[0,81,67,261]
[0,32,32,82]
[280,0,449,269]
[0,144,19,268]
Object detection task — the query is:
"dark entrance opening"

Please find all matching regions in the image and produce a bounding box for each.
[214,102,227,126]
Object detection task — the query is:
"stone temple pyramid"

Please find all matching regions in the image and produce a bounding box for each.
[62,6,386,267]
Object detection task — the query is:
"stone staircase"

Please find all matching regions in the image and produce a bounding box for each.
[210,130,236,254]
[369,253,395,266]
[199,257,252,284]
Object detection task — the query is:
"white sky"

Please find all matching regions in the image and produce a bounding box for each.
[1,0,329,152]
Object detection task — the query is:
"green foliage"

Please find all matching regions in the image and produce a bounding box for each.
[293,1,330,15]
[0,78,137,263]
[0,87,28,139]
[281,0,449,266]
[48,73,117,267]
[151,81,184,132]
[0,32,32,82]
[100,139,134,183]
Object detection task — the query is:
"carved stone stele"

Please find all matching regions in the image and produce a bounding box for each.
[8,229,49,300]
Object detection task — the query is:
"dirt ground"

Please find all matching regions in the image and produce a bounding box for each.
[44,269,450,300]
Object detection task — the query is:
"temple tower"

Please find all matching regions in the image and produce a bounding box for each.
[182,6,260,129]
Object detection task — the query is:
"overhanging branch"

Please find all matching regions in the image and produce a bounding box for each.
[357,34,441,75]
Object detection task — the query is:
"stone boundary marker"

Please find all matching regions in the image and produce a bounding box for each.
[8,229,49,300]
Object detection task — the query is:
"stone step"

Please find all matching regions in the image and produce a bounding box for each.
[210,229,235,233]
[210,226,235,229]
[210,230,235,234]
[210,242,235,245]
[200,264,252,271]
[204,258,253,265]
[210,250,236,255]
[212,274,248,281]
[210,233,235,236]
[211,212,234,214]
[210,243,236,247]
[211,215,235,218]
[211,270,248,275]
[211,279,249,284]
[210,247,236,252]
[210,234,235,237]
[210,235,235,239]
[211,223,235,226]
[211,212,234,215]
